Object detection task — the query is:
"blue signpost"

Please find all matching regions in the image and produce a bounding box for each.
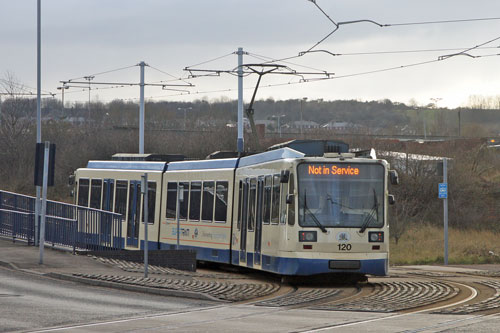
[438,183,448,199]
[440,159,449,265]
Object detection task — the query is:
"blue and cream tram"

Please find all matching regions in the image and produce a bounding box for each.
[73,140,398,276]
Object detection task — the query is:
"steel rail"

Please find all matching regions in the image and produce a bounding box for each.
[299,282,478,332]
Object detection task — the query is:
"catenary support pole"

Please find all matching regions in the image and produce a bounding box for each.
[139,61,145,154]
[39,142,49,264]
[237,47,244,154]
[35,0,42,246]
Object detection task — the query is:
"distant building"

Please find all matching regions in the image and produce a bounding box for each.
[226,117,250,129]
[255,119,276,131]
[321,121,353,130]
[63,116,86,124]
[286,120,320,129]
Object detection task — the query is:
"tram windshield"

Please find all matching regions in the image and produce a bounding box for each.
[297,163,384,229]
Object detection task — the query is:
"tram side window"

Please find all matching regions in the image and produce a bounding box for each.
[257,177,264,226]
[114,180,128,222]
[90,179,102,209]
[280,177,288,225]
[202,181,215,222]
[242,180,249,231]
[102,181,114,212]
[263,176,272,224]
[215,181,229,223]
[189,181,201,221]
[288,173,295,226]
[179,182,189,220]
[248,178,256,230]
[271,174,280,224]
[166,182,177,219]
[78,179,90,207]
[237,181,243,230]
[142,181,156,224]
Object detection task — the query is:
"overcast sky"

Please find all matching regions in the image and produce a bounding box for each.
[1,0,500,108]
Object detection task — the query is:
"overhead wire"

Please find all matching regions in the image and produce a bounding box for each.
[184,52,236,69]
[58,84,134,95]
[127,31,500,102]
[147,64,193,86]
[66,64,138,82]
[61,41,500,104]
[128,50,500,102]
[246,52,329,73]
[298,46,500,57]
[0,78,53,95]
[439,34,500,60]
[56,3,500,105]
[266,0,500,63]
[385,17,500,27]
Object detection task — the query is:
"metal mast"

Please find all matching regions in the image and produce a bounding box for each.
[35,0,42,246]
[237,48,244,154]
[139,61,145,154]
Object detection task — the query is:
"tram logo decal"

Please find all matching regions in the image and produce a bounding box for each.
[336,232,351,242]
[172,227,190,237]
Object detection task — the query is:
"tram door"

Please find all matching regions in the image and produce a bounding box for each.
[254,177,264,266]
[239,180,249,263]
[101,179,114,246]
[127,181,141,247]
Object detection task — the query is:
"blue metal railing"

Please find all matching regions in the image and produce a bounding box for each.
[0,209,35,244]
[0,190,123,251]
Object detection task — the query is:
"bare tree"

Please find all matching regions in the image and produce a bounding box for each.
[0,72,37,192]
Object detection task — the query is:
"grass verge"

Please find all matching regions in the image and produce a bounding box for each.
[390,224,500,266]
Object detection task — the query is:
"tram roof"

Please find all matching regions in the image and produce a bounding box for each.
[166,158,239,171]
[166,148,305,171]
[86,160,168,171]
[238,148,305,167]
[84,148,306,172]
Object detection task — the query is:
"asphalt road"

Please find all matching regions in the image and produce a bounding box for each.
[2,266,500,332]
[0,267,216,333]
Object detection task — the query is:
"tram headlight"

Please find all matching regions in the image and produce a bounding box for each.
[369,231,384,242]
[299,231,317,242]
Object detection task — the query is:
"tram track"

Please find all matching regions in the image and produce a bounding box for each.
[32,278,484,333]
[33,267,500,332]
[241,269,500,317]
[74,258,500,315]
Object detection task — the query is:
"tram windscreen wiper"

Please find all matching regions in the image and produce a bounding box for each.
[359,188,379,233]
[302,191,327,233]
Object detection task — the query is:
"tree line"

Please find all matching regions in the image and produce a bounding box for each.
[1,78,499,242]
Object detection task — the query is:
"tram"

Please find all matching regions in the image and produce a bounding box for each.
[72,140,398,276]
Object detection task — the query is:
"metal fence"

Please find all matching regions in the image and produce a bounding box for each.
[0,190,123,252]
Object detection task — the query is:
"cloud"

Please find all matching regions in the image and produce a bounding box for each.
[1,0,500,107]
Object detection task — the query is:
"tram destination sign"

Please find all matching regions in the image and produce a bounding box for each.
[308,165,360,176]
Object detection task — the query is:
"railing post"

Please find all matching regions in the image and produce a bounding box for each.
[72,219,77,255]
[29,213,34,245]
[12,211,17,243]
[51,218,55,248]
